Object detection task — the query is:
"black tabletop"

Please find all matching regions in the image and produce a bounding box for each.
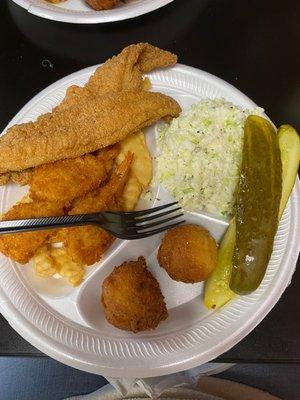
[0,0,299,363]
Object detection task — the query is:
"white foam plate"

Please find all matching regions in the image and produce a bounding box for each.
[0,64,299,378]
[12,0,174,24]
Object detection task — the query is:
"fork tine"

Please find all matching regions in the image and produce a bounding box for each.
[135,207,182,223]
[122,220,185,240]
[136,213,184,231]
[124,202,179,218]
[123,206,182,227]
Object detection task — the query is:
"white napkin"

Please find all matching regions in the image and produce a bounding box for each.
[105,363,233,398]
[65,367,281,400]
[66,363,233,399]
[66,383,224,400]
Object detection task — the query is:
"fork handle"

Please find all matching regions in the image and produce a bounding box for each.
[0,213,105,235]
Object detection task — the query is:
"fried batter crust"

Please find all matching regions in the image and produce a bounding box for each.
[102,257,168,332]
[62,153,133,266]
[158,224,218,283]
[85,0,120,11]
[0,43,177,184]
[29,154,108,204]
[0,202,64,264]
[0,91,180,174]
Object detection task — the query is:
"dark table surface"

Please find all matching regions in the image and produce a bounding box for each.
[0,0,299,363]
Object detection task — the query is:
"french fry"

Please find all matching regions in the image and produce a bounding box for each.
[50,247,85,287]
[120,175,142,212]
[34,246,57,277]
[117,132,152,211]
[142,78,152,90]
[46,0,65,3]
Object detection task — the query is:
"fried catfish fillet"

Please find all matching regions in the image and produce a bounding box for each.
[61,153,133,266]
[0,91,180,175]
[0,201,64,264]
[0,43,177,184]
[57,42,177,111]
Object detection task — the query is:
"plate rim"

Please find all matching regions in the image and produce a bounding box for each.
[11,0,174,24]
[0,63,299,377]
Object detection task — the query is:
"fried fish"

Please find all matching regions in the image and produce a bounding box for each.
[0,201,64,264]
[0,91,180,175]
[57,42,177,111]
[29,146,119,204]
[0,43,177,184]
[62,153,133,266]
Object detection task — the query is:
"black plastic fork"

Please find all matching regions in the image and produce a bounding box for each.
[0,202,185,240]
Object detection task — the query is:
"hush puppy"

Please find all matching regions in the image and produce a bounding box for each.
[101,257,168,332]
[85,0,120,10]
[157,224,218,283]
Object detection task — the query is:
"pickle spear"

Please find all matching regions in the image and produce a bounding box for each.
[230,115,282,295]
[204,121,299,307]
[204,218,236,309]
[278,125,300,220]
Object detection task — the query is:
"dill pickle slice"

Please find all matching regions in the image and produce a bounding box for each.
[204,218,236,309]
[278,125,300,219]
[230,115,282,295]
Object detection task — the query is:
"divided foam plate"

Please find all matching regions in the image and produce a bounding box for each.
[11,0,174,24]
[0,64,298,377]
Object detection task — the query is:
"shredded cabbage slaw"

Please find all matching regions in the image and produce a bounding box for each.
[155,98,263,217]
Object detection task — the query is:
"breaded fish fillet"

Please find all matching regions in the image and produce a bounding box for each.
[0,170,35,186]
[0,43,177,184]
[61,226,114,268]
[57,43,177,111]
[0,91,180,174]
[29,149,118,204]
[62,153,133,266]
[70,152,132,215]
[10,169,34,186]
[0,201,64,264]
[30,145,119,205]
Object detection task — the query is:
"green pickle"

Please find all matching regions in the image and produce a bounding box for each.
[204,219,236,309]
[278,125,300,219]
[204,120,299,308]
[230,116,282,294]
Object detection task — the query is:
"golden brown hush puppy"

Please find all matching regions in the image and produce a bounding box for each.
[157,224,218,283]
[85,0,120,10]
[101,257,168,333]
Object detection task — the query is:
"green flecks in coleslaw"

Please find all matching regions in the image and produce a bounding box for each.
[155,98,264,217]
